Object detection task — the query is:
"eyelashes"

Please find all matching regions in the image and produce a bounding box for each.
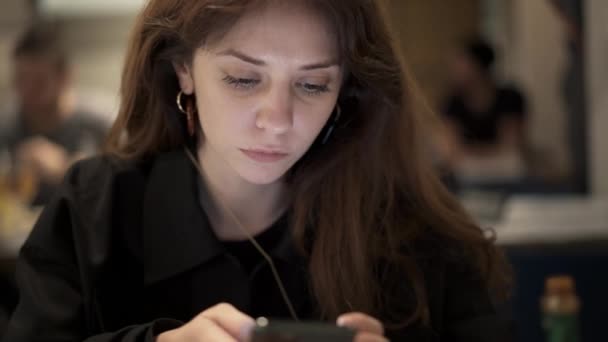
[296,82,329,95]
[222,75,260,90]
[222,75,330,96]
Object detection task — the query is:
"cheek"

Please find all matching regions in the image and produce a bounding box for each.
[195,88,252,140]
[293,106,333,143]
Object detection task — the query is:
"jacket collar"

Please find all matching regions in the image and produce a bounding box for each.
[142,149,224,284]
[141,148,305,285]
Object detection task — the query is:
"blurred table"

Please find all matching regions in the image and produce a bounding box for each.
[487,195,608,342]
[495,195,608,244]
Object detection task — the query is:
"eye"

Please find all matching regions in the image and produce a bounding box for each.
[296,82,330,96]
[222,75,260,90]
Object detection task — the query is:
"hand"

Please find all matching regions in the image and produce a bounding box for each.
[15,137,69,184]
[157,303,255,342]
[337,312,388,342]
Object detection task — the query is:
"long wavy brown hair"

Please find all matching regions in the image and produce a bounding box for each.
[105,0,511,328]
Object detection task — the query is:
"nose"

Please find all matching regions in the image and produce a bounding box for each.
[255,85,293,135]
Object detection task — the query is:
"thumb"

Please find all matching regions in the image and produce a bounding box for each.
[199,303,255,340]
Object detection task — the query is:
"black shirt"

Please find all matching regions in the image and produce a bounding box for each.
[196,174,289,277]
[444,86,526,145]
[222,216,288,276]
[3,149,513,341]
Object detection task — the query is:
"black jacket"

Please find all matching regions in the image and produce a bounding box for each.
[3,149,512,341]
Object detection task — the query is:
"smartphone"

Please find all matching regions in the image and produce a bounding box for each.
[250,317,355,342]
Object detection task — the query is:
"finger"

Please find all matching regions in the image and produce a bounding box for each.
[354,332,389,342]
[199,303,255,340]
[196,316,239,342]
[337,312,384,335]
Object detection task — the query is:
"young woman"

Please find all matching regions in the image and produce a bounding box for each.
[4,1,512,341]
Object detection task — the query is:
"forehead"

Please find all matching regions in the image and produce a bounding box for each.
[207,2,338,61]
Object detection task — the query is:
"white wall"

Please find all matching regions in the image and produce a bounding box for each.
[587,0,608,194]
[60,17,135,120]
[507,0,572,178]
[39,0,145,17]
[39,2,141,121]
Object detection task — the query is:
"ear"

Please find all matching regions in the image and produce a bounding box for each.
[173,61,195,95]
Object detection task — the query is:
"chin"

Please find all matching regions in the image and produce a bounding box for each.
[236,164,290,185]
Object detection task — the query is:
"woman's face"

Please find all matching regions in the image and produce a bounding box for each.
[175,3,343,185]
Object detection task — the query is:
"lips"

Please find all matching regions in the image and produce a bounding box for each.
[240,148,289,163]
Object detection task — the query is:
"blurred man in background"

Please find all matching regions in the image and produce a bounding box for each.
[439,37,529,188]
[0,23,108,206]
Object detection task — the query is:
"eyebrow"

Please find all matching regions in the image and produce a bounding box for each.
[217,48,339,70]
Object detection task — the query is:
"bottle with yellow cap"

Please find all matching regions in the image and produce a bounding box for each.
[541,275,582,342]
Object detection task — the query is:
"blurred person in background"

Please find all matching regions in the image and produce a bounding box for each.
[439,37,528,187]
[0,23,108,207]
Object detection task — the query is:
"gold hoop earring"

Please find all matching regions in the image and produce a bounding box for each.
[176,90,195,137]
